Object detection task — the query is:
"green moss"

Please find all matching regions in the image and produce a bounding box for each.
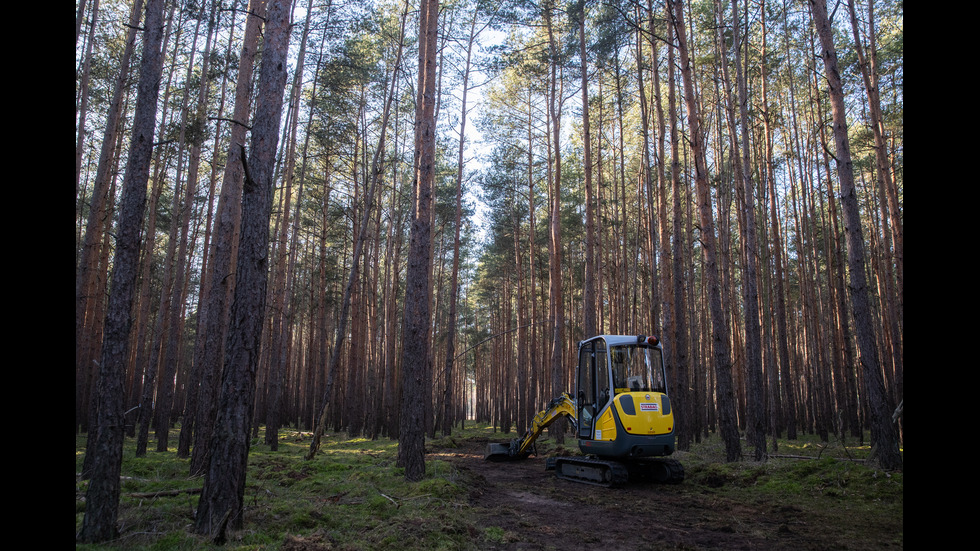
[76,425,900,550]
[483,525,506,543]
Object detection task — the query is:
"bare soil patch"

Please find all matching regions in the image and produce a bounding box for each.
[439,439,900,550]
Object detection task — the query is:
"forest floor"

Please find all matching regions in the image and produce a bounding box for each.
[433,436,902,550]
[76,425,903,550]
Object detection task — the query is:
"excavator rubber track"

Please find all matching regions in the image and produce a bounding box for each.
[546,456,685,487]
[549,456,630,487]
[627,457,685,484]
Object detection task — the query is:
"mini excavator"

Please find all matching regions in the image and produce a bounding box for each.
[485,334,684,487]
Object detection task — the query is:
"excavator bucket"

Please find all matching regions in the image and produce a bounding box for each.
[484,442,516,461]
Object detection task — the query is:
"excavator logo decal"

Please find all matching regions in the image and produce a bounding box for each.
[640,403,659,412]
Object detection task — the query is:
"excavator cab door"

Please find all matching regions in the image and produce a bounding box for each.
[576,339,608,441]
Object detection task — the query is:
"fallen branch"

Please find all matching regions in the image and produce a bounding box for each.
[769,454,866,463]
[127,487,202,499]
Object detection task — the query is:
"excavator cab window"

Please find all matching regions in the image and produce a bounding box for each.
[610,345,666,395]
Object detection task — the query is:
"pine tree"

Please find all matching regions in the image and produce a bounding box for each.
[194,0,294,538]
[78,0,165,541]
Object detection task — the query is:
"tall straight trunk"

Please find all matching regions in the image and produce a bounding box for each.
[653,1,689,451]
[441,8,481,437]
[76,0,100,201]
[526,86,539,425]
[78,0,165,541]
[761,8,795,441]
[514,197,528,434]
[266,0,317,451]
[729,0,766,461]
[189,0,265,477]
[847,0,902,406]
[307,5,407,458]
[578,2,596,339]
[399,0,439,481]
[382,143,404,437]
[194,0,293,537]
[613,51,629,332]
[314,157,334,429]
[76,0,144,435]
[133,1,178,457]
[636,3,661,341]
[365,162,385,439]
[180,1,234,458]
[289,8,329,436]
[156,2,212,454]
[809,0,901,471]
[669,0,741,462]
[544,1,566,444]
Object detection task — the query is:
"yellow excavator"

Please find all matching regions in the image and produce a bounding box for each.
[485,334,684,487]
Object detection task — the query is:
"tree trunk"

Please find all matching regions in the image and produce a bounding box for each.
[670,0,741,462]
[76,0,143,436]
[189,0,265,477]
[544,0,566,444]
[78,0,165,541]
[266,0,316,451]
[398,0,439,481]
[808,0,901,471]
[194,0,293,536]
[441,8,481,437]
[729,0,766,461]
[578,2,596,339]
[179,0,231,458]
[155,2,212,454]
[847,0,902,410]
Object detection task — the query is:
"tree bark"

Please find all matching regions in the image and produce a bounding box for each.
[762,4,796,440]
[441,7,482,437]
[76,0,144,436]
[809,0,902,471]
[670,0,741,462]
[189,0,265,477]
[179,0,225,458]
[78,0,165,541]
[266,0,317,451]
[155,1,212,454]
[847,0,902,409]
[194,0,293,536]
[578,1,596,339]
[729,0,766,461]
[399,0,439,481]
[544,0,566,444]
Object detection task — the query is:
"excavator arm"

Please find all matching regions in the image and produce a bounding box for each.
[485,393,578,461]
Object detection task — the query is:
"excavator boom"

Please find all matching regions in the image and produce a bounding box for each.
[485,393,578,461]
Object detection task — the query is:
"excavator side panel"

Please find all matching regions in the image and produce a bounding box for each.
[592,405,617,442]
[579,392,676,459]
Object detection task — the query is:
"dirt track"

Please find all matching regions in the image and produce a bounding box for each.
[438,439,895,550]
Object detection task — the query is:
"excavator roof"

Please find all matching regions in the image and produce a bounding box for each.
[581,335,660,348]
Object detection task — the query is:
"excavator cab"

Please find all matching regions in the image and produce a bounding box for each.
[576,335,675,460]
